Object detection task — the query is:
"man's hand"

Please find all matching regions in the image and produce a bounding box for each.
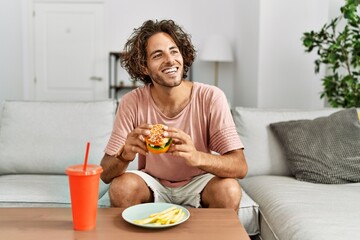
[165,126,201,167]
[165,126,247,179]
[100,123,152,184]
[121,123,152,161]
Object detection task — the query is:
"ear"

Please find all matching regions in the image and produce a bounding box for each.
[141,65,149,75]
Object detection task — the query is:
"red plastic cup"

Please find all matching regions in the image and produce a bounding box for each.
[66,164,103,231]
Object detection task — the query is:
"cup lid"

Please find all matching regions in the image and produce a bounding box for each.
[66,164,103,176]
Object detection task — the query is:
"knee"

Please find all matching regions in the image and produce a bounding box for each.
[203,178,242,209]
[108,173,144,207]
[109,173,137,193]
[220,179,242,203]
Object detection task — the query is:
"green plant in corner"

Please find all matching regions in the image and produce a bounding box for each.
[302,0,360,108]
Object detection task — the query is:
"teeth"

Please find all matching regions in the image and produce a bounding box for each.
[163,67,177,74]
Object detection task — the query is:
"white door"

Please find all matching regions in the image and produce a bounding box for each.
[33,3,107,101]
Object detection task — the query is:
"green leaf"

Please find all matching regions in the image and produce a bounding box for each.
[302,0,360,107]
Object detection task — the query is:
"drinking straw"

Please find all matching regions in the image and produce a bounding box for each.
[83,142,90,171]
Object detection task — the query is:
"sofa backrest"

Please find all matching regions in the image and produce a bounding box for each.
[0,100,117,175]
[232,107,340,177]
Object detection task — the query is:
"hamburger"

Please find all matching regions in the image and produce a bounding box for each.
[144,124,172,154]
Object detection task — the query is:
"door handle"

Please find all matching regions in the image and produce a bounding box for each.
[90,76,102,81]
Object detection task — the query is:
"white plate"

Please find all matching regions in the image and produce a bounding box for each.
[122,203,190,228]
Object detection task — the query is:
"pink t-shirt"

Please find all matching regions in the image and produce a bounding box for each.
[104,82,243,187]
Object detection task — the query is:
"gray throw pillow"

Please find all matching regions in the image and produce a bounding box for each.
[269,108,360,184]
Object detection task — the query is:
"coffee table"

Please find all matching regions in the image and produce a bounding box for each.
[0,207,250,240]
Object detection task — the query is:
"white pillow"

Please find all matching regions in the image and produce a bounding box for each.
[0,100,116,175]
[232,107,339,177]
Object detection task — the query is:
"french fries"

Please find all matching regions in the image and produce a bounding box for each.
[133,206,185,226]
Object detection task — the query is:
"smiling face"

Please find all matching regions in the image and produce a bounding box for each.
[144,32,184,88]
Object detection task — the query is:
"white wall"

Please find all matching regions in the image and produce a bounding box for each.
[234,0,261,107]
[258,0,328,108]
[0,0,23,106]
[235,0,334,108]
[0,0,345,111]
[189,0,236,105]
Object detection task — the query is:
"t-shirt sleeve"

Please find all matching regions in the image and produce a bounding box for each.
[208,89,244,155]
[104,93,137,156]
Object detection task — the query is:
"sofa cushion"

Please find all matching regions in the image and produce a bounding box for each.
[232,107,339,176]
[269,108,360,184]
[237,186,260,236]
[241,175,360,240]
[0,100,116,175]
[0,174,109,207]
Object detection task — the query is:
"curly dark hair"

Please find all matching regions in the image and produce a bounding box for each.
[120,19,196,84]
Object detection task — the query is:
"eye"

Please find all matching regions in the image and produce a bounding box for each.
[171,49,179,55]
[153,53,162,59]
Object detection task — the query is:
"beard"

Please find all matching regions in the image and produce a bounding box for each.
[149,69,184,88]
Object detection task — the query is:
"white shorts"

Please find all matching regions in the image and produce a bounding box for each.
[127,170,215,208]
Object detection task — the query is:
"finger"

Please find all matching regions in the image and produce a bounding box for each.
[124,135,146,151]
[165,126,180,133]
[169,143,188,152]
[139,134,145,142]
[130,127,150,138]
[131,145,148,156]
[143,129,151,137]
[164,127,187,138]
[126,126,151,143]
[168,150,187,158]
[139,123,152,129]
[169,138,182,145]
[124,143,145,156]
[166,131,191,144]
[134,137,148,150]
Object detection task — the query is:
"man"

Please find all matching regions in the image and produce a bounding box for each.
[100,19,247,211]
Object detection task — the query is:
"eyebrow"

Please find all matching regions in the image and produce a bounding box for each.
[169,46,179,51]
[149,50,162,58]
[149,45,179,58]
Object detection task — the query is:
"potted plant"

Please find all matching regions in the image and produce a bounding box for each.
[302,0,360,108]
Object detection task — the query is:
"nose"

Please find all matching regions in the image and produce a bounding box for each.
[164,52,174,64]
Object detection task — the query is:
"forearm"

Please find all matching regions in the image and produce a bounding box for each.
[100,153,130,184]
[196,150,248,179]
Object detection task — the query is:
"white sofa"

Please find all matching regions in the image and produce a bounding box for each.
[0,100,359,239]
[234,107,360,240]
